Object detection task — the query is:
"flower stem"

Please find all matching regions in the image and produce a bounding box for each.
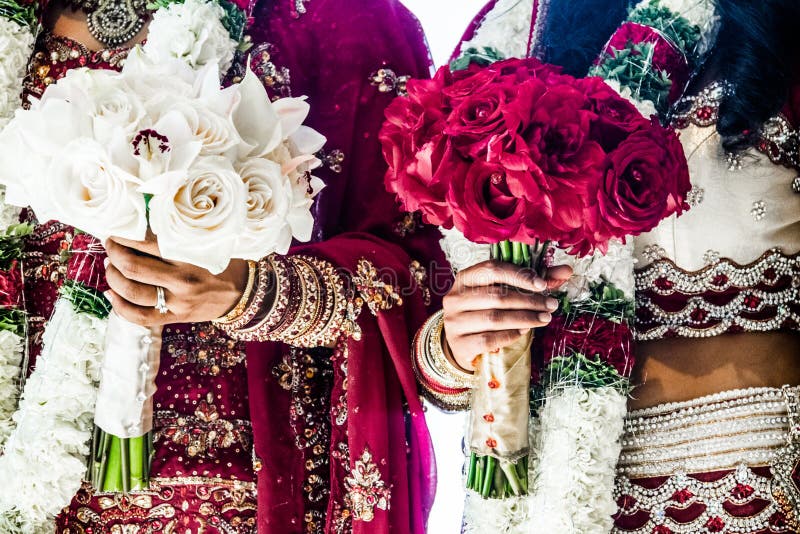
[103,437,123,493]
[120,438,131,493]
[130,436,145,491]
[481,456,496,498]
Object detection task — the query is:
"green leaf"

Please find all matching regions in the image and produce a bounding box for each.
[449,46,506,72]
[61,280,112,319]
[543,353,632,391]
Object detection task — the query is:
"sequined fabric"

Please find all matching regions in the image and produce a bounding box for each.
[613,388,800,533]
[633,81,800,341]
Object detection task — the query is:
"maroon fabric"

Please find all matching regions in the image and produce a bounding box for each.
[614,468,795,533]
[245,1,448,532]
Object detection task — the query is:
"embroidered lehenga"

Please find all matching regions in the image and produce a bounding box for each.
[15,0,445,532]
[416,1,800,532]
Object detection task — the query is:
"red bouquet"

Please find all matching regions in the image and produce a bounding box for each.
[380,57,690,256]
[380,56,691,501]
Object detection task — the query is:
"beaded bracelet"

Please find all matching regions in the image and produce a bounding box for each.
[214,257,272,332]
[412,310,474,411]
[214,260,257,325]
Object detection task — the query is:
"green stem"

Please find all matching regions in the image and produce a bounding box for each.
[466,452,477,490]
[130,436,145,491]
[481,457,496,498]
[120,438,131,494]
[499,241,512,263]
[512,242,523,266]
[103,437,123,493]
[95,431,111,490]
[501,461,523,496]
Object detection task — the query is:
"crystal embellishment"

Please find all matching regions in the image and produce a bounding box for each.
[686,186,705,206]
[751,200,767,221]
[84,0,149,47]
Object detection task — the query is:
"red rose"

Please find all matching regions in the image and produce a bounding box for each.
[381,70,456,226]
[603,23,691,104]
[593,122,691,240]
[542,314,633,377]
[67,233,110,292]
[583,77,651,150]
[448,160,543,244]
[487,57,562,83]
[445,83,519,159]
[0,262,22,308]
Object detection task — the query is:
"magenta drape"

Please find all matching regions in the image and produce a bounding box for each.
[244,1,449,532]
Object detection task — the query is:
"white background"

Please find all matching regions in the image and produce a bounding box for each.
[398,1,487,532]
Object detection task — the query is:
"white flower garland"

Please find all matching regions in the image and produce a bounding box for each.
[458,0,716,532]
[0,16,35,130]
[0,302,105,534]
[0,330,23,450]
[459,0,533,59]
[0,11,36,455]
[528,387,628,533]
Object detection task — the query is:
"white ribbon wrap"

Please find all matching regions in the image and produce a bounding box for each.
[468,331,533,460]
[94,312,161,438]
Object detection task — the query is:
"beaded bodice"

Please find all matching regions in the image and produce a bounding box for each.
[633,82,800,340]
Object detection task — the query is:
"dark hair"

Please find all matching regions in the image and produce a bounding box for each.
[540,0,631,77]
[541,0,800,151]
[713,0,800,151]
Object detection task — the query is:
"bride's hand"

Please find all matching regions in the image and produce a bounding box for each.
[102,236,249,327]
[442,260,572,371]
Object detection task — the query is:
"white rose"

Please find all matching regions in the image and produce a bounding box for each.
[142,155,247,273]
[159,97,242,158]
[89,79,148,142]
[0,98,93,220]
[143,0,237,73]
[121,47,200,99]
[234,158,293,258]
[45,137,147,241]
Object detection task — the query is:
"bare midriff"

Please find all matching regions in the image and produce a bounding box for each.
[630,332,800,409]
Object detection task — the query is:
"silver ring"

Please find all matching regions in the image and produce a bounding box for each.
[155,286,169,315]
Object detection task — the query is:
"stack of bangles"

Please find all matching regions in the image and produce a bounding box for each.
[214,254,350,348]
[412,310,475,411]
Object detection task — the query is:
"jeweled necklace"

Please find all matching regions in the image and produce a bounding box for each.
[69,0,149,47]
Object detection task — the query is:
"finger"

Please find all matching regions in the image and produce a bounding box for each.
[545,264,574,290]
[458,329,532,355]
[105,240,173,288]
[446,309,551,336]
[456,260,546,292]
[107,235,161,259]
[445,286,559,313]
[105,290,177,327]
[105,263,159,307]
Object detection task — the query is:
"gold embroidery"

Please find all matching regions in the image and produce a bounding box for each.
[344,449,391,522]
[154,393,251,459]
[369,68,410,96]
[352,259,403,316]
[409,260,432,306]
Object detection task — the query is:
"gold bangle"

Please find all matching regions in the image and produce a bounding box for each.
[214,260,257,325]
